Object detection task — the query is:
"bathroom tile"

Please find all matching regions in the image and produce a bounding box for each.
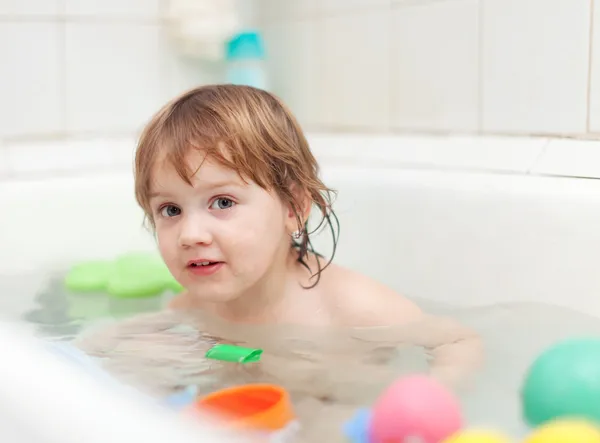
[589,1,600,133]
[0,22,63,137]
[259,0,317,24]
[319,10,391,129]
[0,0,61,15]
[482,0,589,134]
[64,0,160,18]
[263,20,320,129]
[531,139,600,179]
[65,23,162,134]
[320,0,390,15]
[235,0,261,27]
[391,0,479,132]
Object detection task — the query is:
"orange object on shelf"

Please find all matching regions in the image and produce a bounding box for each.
[192,384,295,431]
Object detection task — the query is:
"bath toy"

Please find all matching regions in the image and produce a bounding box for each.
[521,338,600,426]
[344,408,371,443]
[523,419,600,443]
[106,252,179,298]
[64,252,184,298]
[344,375,463,443]
[191,384,299,440]
[205,344,263,363]
[369,375,463,443]
[442,430,512,443]
[64,260,114,292]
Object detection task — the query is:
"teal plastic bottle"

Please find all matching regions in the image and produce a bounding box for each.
[225,30,268,90]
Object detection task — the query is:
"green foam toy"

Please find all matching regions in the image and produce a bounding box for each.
[521,337,600,426]
[64,252,184,298]
[64,260,114,292]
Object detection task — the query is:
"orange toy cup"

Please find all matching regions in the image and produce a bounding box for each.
[192,384,296,432]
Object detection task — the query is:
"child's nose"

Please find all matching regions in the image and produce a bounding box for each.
[178,215,213,247]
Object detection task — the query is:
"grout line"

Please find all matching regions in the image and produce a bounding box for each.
[58,0,67,135]
[387,2,396,131]
[314,14,328,128]
[477,0,484,133]
[587,0,596,132]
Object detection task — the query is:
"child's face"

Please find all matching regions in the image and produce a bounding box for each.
[149,150,295,303]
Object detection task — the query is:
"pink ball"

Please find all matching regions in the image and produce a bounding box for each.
[369,375,463,443]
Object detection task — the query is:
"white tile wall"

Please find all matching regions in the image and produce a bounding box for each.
[391,0,479,132]
[63,0,160,18]
[64,22,163,134]
[4,0,600,181]
[481,0,590,135]
[0,1,229,144]
[259,0,317,23]
[318,10,391,129]
[0,22,63,137]
[590,1,600,133]
[0,0,61,16]
[321,0,389,15]
[264,20,319,129]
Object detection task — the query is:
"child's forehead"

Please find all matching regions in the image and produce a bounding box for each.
[150,152,246,192]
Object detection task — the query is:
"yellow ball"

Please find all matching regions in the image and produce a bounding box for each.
[443,430,512,443]
[524,419,600,443]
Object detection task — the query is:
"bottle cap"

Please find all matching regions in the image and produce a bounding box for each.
[226,30,265,60]
[205,344,262,363]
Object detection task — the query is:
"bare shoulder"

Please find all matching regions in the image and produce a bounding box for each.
[319,263,423,327]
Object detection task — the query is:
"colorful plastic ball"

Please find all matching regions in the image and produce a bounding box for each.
[369,375,463,443]
[442,429,511,443]
[521,338,600,426]
[523,419,600,443]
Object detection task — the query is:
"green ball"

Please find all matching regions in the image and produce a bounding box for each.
[521,337,600,426]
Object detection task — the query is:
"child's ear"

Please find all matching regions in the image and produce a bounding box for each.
[285,185,311,232]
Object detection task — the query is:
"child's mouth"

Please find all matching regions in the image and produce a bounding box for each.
[189,261,218,267]
[187,261,224,276]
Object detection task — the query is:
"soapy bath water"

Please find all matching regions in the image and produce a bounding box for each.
[2,270,600,441]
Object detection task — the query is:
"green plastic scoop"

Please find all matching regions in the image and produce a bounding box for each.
[64,252,184,298]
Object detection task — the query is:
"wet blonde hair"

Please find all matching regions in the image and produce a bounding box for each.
[134,84,339,287]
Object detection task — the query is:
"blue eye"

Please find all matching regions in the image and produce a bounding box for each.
[210,198,235,210]
[160,205,181,217]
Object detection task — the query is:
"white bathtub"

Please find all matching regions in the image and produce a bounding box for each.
[3,133,600,440]
[3,133,600,315]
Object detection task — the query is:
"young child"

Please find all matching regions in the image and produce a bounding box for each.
[133,84,482,386]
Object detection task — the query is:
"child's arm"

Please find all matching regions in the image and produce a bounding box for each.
[401,314,483,389]
[336,274,483,389]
